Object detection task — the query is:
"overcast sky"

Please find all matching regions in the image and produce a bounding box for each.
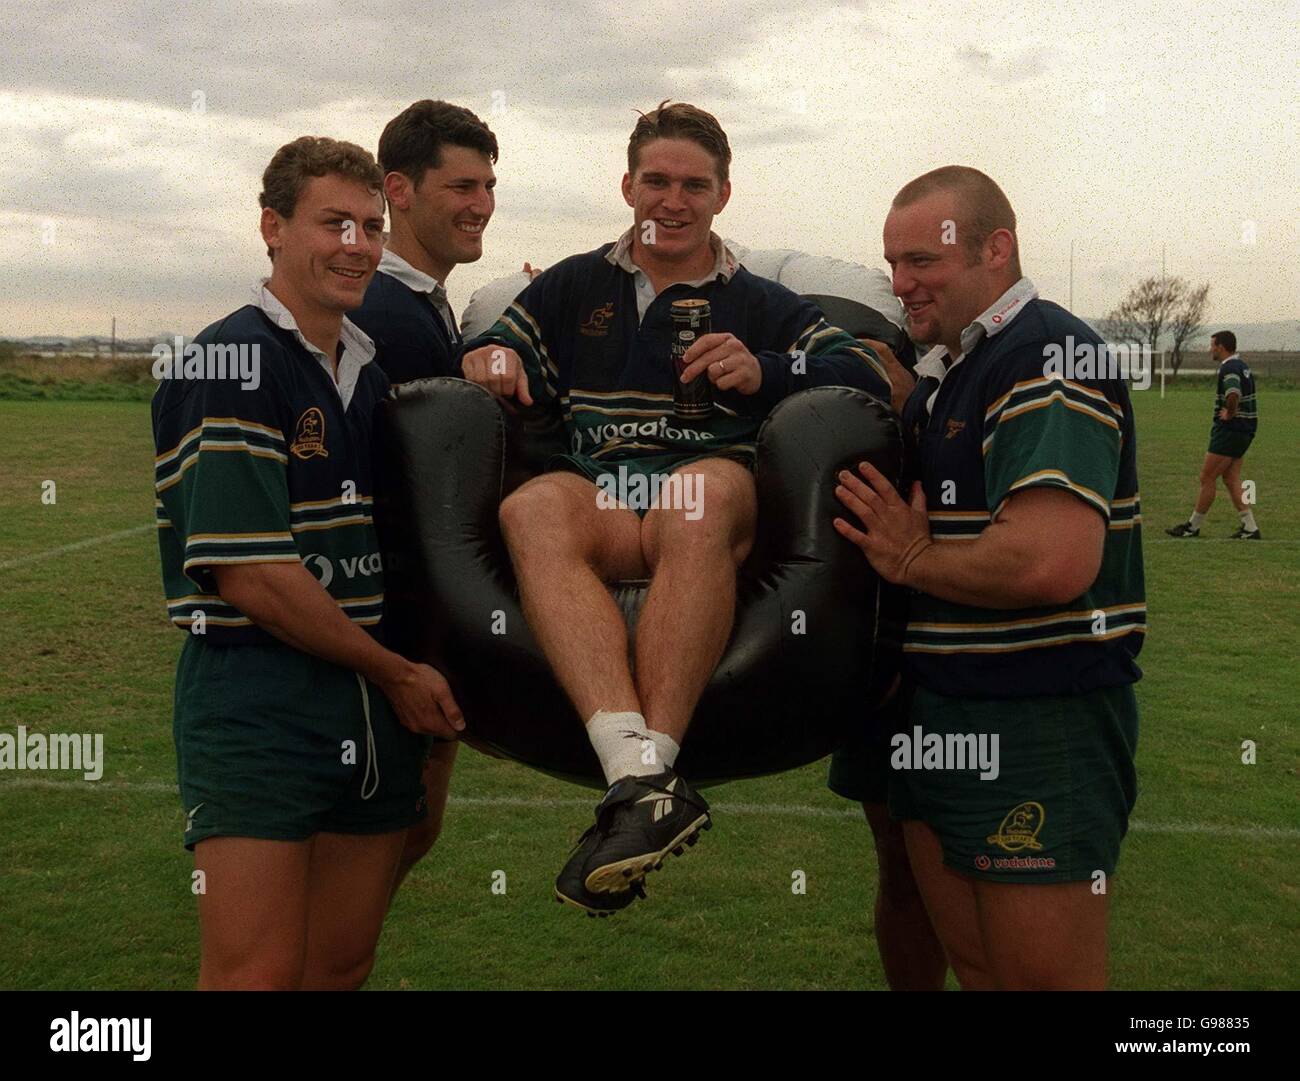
[3,0,1296,336]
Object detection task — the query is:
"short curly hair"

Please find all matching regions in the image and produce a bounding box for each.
[378,99,499,183]
[627,100,731,184]
[258,136,383,258]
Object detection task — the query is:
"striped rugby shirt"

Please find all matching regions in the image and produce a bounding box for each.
[460,231,892,470]
[1214,353,1258,434]
[152,284,390,644]
[901,278,1146,698]
[349,248,463,385]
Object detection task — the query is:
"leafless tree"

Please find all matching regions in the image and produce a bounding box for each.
[1166,282,1211,375]
[1102,275,1211,378]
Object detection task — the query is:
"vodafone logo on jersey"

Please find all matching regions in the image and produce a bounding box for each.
[302,552,382,588]
[987,281,1037,328]
[990,298,1021,325]
[304,554,334,587]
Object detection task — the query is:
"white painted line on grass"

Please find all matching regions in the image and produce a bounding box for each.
[0,524,153,571]
[1148,538,1300,545]
[0,524,1289,574]
[2,779,1296,840]
[0,778,176,793]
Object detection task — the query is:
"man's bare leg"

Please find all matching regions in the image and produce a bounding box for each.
[1195,452,1234,515]
[974,879,1109,990]
[1170,451,1236,535]
[499,471,647,719]
[901,820,995,989]
[389,740,459,901]
[1222,456,1246,512]
[636,458,756,741]
[195,837,312,990]
[903,819,1107,989]
[534,461,749,910]
[863,803,948,990]
[301,829,408,990]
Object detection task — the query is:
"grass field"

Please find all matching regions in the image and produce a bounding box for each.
[0,388,1296,990]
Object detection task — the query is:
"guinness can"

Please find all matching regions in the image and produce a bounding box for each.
[670,298,713,419]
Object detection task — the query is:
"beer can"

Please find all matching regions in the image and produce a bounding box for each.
[670,298,714,419]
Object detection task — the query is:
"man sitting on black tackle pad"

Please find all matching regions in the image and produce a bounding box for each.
[460,100,891,916]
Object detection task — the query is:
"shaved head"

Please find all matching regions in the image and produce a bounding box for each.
[892,166,1020,276]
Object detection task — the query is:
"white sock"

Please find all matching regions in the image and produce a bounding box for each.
[648,729,680,770]
[1189,511,1206,529]
[1240,509,1258,531]
[586,710,659,784]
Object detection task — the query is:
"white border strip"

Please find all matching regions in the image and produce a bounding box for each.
[1149,538,1300,545]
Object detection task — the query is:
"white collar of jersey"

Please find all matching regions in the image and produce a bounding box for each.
[961,275,1038,353]
[914,345,948,382]
[251,280,375,410]
[605,227,739,285]
[378,247,450,303]
[914,276,1039,382]
[912,277,1037,415]
[1219,353,1241,366]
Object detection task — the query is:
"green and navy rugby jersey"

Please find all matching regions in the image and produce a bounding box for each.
[152,285,390,644]
[1214,353,1258,434]
[460,233,891,468]
[349,248,462,384]
[900,278,1146,698]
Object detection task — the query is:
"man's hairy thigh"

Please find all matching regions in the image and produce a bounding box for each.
[500,470,648,580]
[642,456,757,568]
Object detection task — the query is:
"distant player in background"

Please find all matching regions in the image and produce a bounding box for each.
[1165,330,1261,539]
[348,99,499,899]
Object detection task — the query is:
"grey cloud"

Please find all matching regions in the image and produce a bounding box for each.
[955,45,992,69]
[737,119,827,147]
[953,42,1054,84]
[2,0,823,124]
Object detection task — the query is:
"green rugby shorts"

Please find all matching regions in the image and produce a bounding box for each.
[827,685,913,805]
[548,449,756,518]
[1208,427,1253,459]
[889,683,1139,883]
[172,635,427,849]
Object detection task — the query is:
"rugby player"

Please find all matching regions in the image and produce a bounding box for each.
[459,101,892,915]
[350,100,497,383]
[152,136,463,989]
[833,166,1145,989]
[348,100,498,897]
[459,248,941,978]
[1165,331,1261,539]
